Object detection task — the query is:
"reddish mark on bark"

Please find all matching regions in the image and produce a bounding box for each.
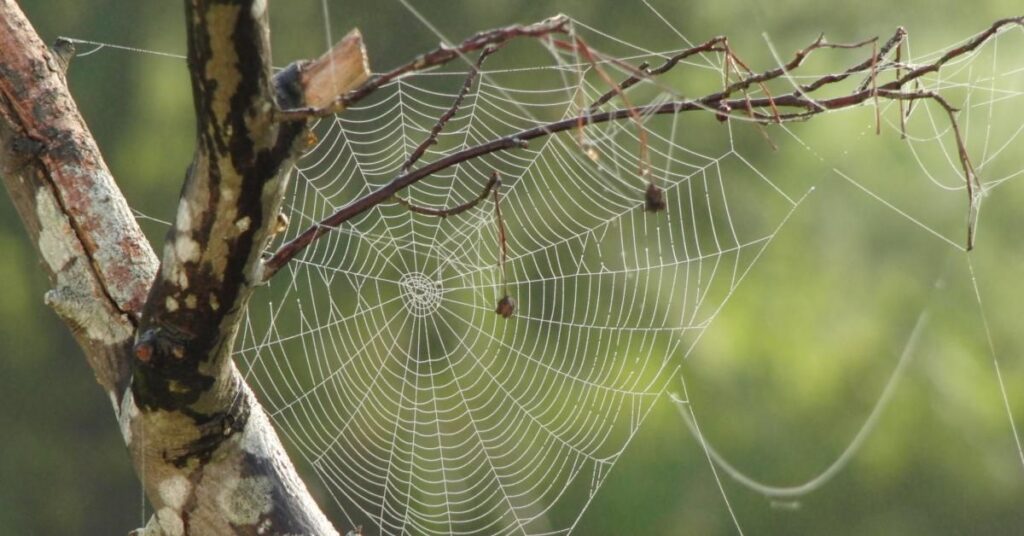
[135,342,153,363]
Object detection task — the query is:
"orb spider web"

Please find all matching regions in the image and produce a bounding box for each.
[235,17,807,534]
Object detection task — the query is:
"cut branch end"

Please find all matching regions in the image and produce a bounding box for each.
[301,28,371,110]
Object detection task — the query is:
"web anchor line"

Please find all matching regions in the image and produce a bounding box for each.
[672,309,929,500]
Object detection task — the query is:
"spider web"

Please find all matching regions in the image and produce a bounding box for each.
[61,5,1024,535]
[233,14,812,534]
[231,10,1024,534]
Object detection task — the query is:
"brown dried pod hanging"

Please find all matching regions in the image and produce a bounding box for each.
[645,182,666,212]
[495,294,517,318]
[491,174,516,318]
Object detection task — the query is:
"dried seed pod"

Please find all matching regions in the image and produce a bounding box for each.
[715,102,731,123]
[495,294,517,318]
[644,182,666,212]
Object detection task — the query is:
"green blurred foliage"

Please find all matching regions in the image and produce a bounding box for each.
[2,0,1023,534]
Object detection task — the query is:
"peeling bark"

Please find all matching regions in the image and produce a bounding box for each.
[0,0,155,398]
[0,0,368,534]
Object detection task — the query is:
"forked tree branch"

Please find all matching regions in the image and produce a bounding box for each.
[0,1,371,534]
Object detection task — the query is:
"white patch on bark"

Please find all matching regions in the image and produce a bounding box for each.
[129,515,166,536]
[166,296,179,312]
[185,294,198,309]
[156,507,185,536]
[36,191,75,271]
[251,262,266,285]
[175,236,201,264]
[236,398,339,533]
[235,216,251,233]
[176,268,189,289]
[36,189,133,345]
[119,389,140,444]
[108,390,119,415]
[53,163,158,310]
[159,475,192,511]
[176,201,193,232]
[164,261,190,290]
[240,401,271,456]
[220,475,274,525]
[251,0,267,19]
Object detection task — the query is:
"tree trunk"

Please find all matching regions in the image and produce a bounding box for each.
[0,1,367,533]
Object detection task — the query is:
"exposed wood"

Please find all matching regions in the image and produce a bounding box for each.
[300,28,371,110]
[273,14,570,120]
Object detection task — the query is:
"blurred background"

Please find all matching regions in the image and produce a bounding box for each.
[3,0,1023,534]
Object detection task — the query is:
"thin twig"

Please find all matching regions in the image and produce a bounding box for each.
[886,16,1022,90]
[808,27,904,94]
[878,89,981,249]
[587,36,728,110]
[261,16,1023,279]
[493,172,515,317]
[274,15,571,120]
[724,42,778,149]
[871,40,881,135]
[399,45,498,173]
[724,48,780,121]
[392,172,499,218]
[897,36,906,139]
[588,60,649,111]
[559,36,653,179]
[494,176,508,294]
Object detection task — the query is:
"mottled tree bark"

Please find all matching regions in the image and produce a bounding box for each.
[0,0,367,534]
